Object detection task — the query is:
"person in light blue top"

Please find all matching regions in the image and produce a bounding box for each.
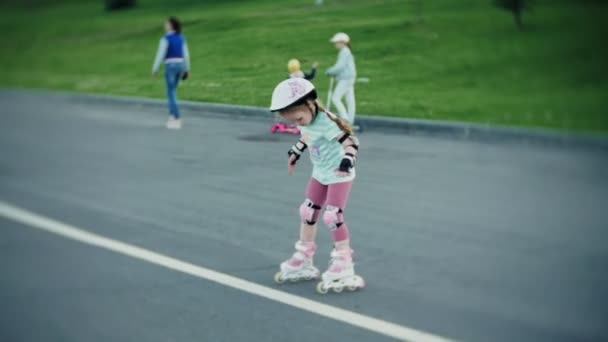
[152,16,191,129]
[325,32,357,124]
[270,78,365,294]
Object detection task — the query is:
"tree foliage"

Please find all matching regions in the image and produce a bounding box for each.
[105,0,136,11]
[494,0,530,29]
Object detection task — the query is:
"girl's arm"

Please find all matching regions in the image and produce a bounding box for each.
[325,49,348,76]
[152,37,168,74]
[287,138,307,175]
[304,67,317,80]
[288,139,308,164]
[337,133,359,172]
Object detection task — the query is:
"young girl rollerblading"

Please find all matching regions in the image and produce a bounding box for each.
[270,78,364,294]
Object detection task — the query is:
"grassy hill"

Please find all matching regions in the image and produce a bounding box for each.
[1,0,606,132]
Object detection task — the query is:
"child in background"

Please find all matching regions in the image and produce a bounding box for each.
[325,32,356,125]
[270,78,365,294]
[288,59,319,81]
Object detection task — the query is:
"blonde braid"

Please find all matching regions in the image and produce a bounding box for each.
[316,101,353,136]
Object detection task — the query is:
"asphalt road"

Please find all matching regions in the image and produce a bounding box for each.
[1,91,607,342]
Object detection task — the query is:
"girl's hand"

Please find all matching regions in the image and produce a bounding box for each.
[335,157,353,177]
[335,170,350,177]
[288,154,297,175]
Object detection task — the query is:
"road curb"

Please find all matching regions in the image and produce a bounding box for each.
[5,89,608,149]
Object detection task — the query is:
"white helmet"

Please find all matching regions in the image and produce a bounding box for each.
[270,78,316,112]
[330,32,350,43]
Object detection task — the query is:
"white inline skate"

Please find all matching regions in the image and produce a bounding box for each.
[316,248,365,294]
[274,241,320,284]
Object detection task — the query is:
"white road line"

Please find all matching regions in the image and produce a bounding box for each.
[0,201,456,342]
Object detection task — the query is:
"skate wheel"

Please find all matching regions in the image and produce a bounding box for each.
[347,285,358,292]
[289,277,299,283]
[274,272,285,284]
[332,285,344,293]
[304,275,313,281]
[316,282,328,294]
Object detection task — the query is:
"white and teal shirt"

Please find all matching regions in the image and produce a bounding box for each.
[299,112,355,185]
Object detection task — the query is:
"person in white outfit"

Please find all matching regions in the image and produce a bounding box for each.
[325,32,356,124]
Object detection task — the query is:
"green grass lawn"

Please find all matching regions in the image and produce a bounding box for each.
[1,0,607,133]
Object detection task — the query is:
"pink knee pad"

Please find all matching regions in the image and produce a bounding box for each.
[299,199,321,225]
[323,205,344,231]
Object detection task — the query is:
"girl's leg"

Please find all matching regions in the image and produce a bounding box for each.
[324,181,353,247]
[172,63,184,119]
[319,181,361,285]
[164,67,174,117]
[318,181,364,289]
[345,80,356,124]
[300,178,328,243]
[331,80,349,119]
[276,178,328,281]
[165,64,181,118]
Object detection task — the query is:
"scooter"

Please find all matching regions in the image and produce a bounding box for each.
[270,122,300,135]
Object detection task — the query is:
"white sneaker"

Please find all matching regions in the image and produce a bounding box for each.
[166,117,182,130]
[166,117,175,128]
